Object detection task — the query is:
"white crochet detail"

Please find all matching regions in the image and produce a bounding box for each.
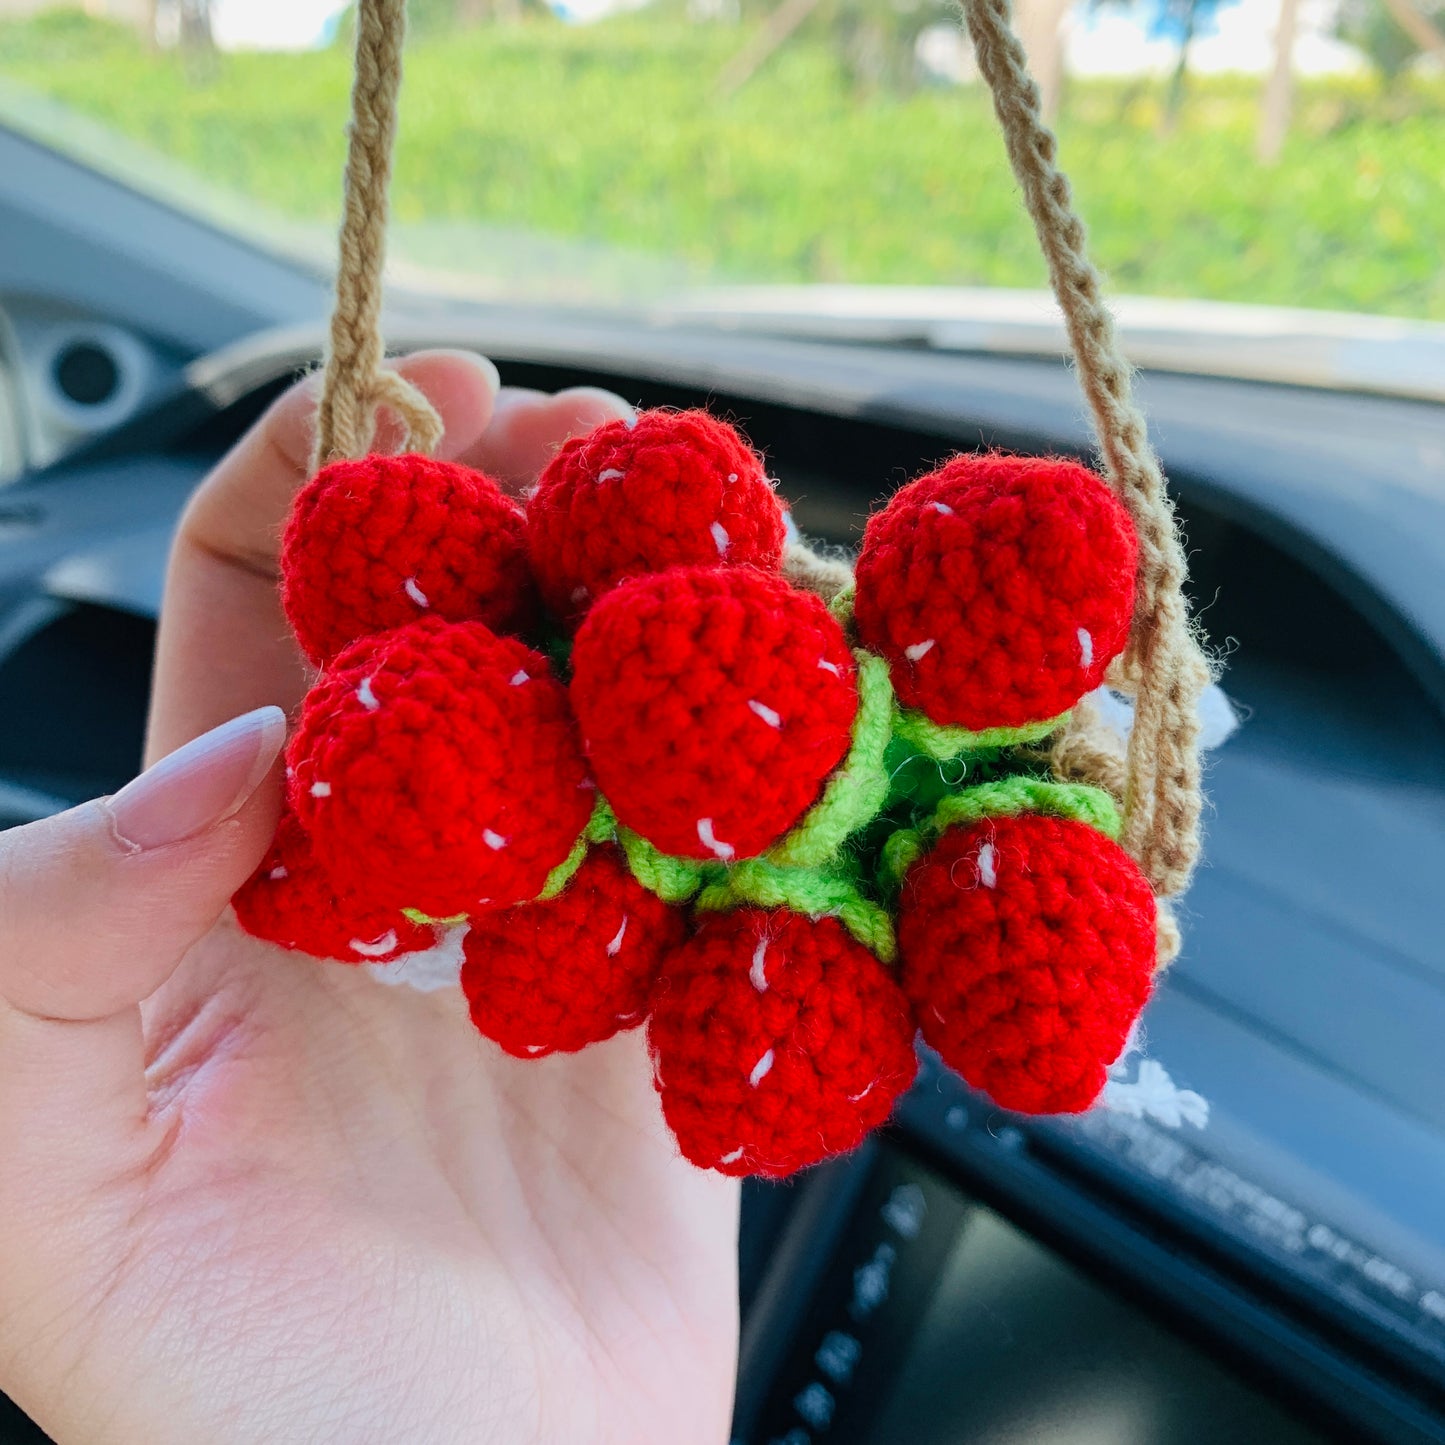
[365,924,466,993]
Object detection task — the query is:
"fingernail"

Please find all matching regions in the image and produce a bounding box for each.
[106,706,287,851]
[556,386,637,426]
[390,349,501,397]
[488,386,549,419]
[449,349,502,396]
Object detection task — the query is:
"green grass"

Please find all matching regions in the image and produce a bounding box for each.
[3,11,1443,318]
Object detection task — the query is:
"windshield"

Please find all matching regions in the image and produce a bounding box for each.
[0,0,1440,320]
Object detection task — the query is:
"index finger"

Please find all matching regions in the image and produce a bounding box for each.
[145,350,501,763]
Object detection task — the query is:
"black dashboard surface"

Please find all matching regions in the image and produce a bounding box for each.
[736,1143,1343,1445]
[0,323,1442,1442]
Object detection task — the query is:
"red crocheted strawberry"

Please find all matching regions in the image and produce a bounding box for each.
[570,567,858,861]
[854,453,1138,730]
[898,813,1155,1114]
[282,453,535,665]
[526,409,786,622]
[648,908,917,1177]
[461,845,687,1057]
[288,616,592,919]
[233,812,437,962]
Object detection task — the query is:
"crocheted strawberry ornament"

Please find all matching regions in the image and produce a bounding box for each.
[570,565,858,861]
[648,908,918,1177]
[897,813,1156,1114]
[854,453,1138,730]
[288,615,592,918]
[234,399,1175,1182]
[527,409,786,621]
[282,452,535,665]
[462,845,687,1057]
[233,811,438,963]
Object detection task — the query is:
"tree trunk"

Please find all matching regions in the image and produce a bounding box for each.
[179,0,213,51]
[1379,0,1445,53]
[1163,0,1199,132]
[1257,0,1300,163]
[1015,0,1073,125]
[715,0,822,97]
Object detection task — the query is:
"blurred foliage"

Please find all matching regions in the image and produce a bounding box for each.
[808,0,957,95]
[408,0,477,29]
[0,11,1441,317]
[687,0,956,94]
[387,0,544,34]
[1334,0,1445,81]
[0,7,128,59]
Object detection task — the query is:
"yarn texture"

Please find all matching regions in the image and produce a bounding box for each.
[877,776,1122,895]
[462,845,686,1057]
[570,566,858,862]
[310,0,440,465]
[288,616,592,918]
[527,409,786,621]
[695,859,897,964]
[648,908,918,1177]
[233,812,437,962]
[282,452,535,665]
[854,453,1138,730]
[898,813,1155,1114]
[765,650,894,871]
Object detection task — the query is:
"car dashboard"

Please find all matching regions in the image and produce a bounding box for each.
[0,313,1442,1445]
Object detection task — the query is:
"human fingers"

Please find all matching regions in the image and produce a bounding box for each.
[146,350,501,763]
[461,384,635,492]
[0,706,284,1189]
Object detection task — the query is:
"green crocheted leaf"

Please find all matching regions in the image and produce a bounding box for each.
[876,827,928,896]
[534,832,590,901]
[584,794,617,843]
[876,775,1122,897]
[879,736,1017,820]
[891,704,1069,760]
[617,826,713,904]
[400,907,468,926]
[767,651,893,871]
[539,627,575,679]
[695,857,896,965]
[930,775,1121,838]
[530,794,618,902]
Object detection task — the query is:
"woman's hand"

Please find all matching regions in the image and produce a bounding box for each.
[0,353,740,1445]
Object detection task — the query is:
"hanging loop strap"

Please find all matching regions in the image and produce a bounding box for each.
[312,0,442,470]
[961,0,1212,897]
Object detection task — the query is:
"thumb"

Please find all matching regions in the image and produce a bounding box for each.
[0,706,285,1183]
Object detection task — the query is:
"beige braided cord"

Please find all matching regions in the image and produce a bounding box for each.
[961,0,1213,898]
[311,0,442,470]
[781,540,856,605]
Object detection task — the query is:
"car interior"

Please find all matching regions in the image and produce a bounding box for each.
[2,116,1444,1444]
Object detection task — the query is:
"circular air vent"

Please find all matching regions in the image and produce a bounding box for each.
[53,339,122,408]
[35,322,150,438]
